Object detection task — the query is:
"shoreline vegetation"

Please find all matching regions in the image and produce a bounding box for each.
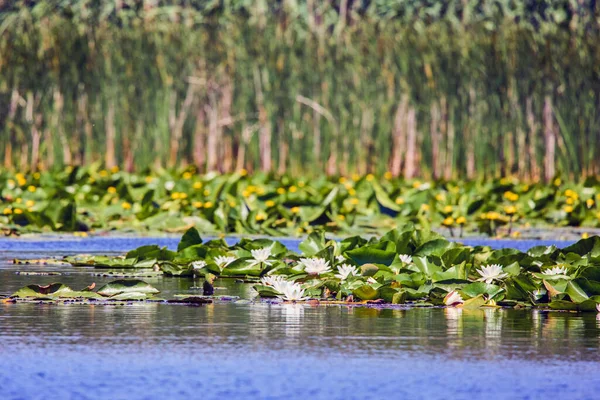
[1,1,599,179]
[6,226,600,312]
[1,168,599,237]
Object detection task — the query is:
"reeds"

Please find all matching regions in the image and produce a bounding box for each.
[0,1,599,180]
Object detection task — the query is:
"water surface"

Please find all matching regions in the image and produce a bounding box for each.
[1,237,598,400]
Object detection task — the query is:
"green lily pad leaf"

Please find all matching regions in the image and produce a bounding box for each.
[392,291,407,304]
[462,294,486,310]
[178,227,203,252]
[97,280,160,297]
[346,245,396,266]
[253,284,280,298]
[565,281,589,303]
[219,258,264,277]
[12,283,74,299]
[109,292,150,301]
[360,263,379,277]
[352,284,380,300]
[563,236,600,257]
[549,299,598,311]
[160,261,193,276]
[461,282,503,298]
[413,239,454,257]
[298,231,327,256]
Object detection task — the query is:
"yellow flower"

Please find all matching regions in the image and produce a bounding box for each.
[412,180,422,189]
[395,197,405,205]
[179,192,188,199]
[121,202,132,210]
[503,191,519,202]
[88,177,96,184]
[553,177,561,186]
[193,182,203,190]
[239,168,248,176]
[564,189,579,200]
[421,204,430,211]
[289,185,298,193]
[144,176,154,184]
[17,177,26,186]
[351,174,360,181]
[338,177,347,184]
[265,200,276,208]
[456,216,466,225]
[193,201,203,208]
[3,208,12,215]
[107,186,117,194]
[344,183,353,190]
[110,166,120,173]
[442,217,455,226]
[203,189,210,196]
[171,192,180,200]
[255,212,266,221]
[349,198,359,205]
[15,198,22,203]
[384,171,393,180]
[504,205,517,215]
[586,198,594,208]
[565,197,575,205]
[435,193,446,202]
[99,170,108,177]
[443,205,453,214]
[7,179,15,188]
[563,205,574,213]
[25,200,35,208]
[486,211,501,220]
[277,188,286,195]
[27,185,36,192]
[511,231,521,238]
[291,206,300,214]
[228,200,236,207]
[33,172,41,179]
[582,232,590,239]
[203,202,213,208]
[366,174,375,182]
[182,172,192,180]
[348,188,356,196]
[337,214,346,221]
[13,208,23,215]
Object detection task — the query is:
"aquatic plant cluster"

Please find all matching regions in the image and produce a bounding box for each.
[18,226,599,312]
[1,1,599,178]
[1,168,600,236]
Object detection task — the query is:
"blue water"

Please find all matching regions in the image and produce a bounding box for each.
[1,237,598,400]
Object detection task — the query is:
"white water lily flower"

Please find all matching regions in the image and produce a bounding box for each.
[191,260,207,270]
[399,254,413,264]
[300,257,331,275]
[214,255,236,271]
[164,180,175,191]
[247,246,275,267]
[278,282,309,301]
[444,291,464,306]
[261,275,288,294]
[336,255,346,262]
[597,303,600,313]
[335,264,359,281]
[367,277,377,284]
[541,266,568,276]
[476,264,508,284]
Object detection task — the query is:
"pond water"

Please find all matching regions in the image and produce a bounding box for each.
[1,237,599,400]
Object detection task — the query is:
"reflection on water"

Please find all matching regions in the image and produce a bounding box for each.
[2,302,599,362]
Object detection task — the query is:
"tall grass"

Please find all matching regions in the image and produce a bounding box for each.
[1,1,599,180]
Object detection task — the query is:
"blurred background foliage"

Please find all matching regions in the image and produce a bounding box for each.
[0,0,599,180]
